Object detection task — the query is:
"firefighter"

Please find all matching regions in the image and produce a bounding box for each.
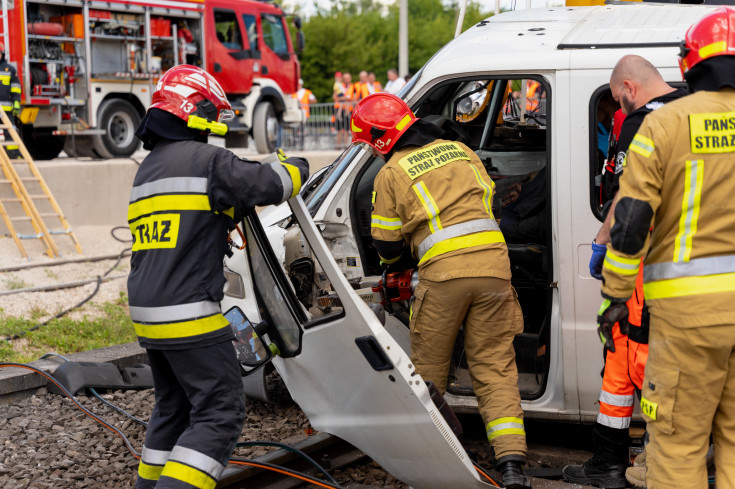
[0,41,21,159]
[600,7,735,488]
[352,93,531,489]
[128,65,308,489]
[563,56,686,489]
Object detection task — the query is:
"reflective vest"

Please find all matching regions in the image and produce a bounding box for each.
[602,88,735,327]
[371,139,511,282]
[127,139,303,348]
[292,88,314,118]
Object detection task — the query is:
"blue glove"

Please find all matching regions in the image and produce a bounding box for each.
[589,241,607,280]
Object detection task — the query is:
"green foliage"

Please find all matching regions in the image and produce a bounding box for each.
[4,274,29,290]
[0,301,136,364]
[293,0,492,101]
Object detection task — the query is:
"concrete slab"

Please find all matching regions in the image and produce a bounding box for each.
[24,148,341,228]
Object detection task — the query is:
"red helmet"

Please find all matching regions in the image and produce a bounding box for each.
[350,93,417,154]
[151,65,234,134]
[679,6,735,77]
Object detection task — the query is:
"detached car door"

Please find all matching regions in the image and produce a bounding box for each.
[222,196,493,489]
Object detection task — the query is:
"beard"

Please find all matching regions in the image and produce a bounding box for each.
[621,92,637,115]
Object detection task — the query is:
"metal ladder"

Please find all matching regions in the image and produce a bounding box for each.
[0,110,82,259]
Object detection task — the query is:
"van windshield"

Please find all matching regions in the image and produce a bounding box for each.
[305,145,365,216]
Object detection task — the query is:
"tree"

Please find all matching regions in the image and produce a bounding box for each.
[292,0,491,101]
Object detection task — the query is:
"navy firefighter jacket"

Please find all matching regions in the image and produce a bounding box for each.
[127,139,306,349]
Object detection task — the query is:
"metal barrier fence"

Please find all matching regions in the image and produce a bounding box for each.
[278,98,548,151]
[280,102,347,151]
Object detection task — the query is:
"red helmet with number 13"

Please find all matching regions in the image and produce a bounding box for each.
[679,6,735,77]
[350,93,417,155]
[151,65,234,135]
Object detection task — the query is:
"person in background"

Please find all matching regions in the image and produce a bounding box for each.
[384,68,406,95]
[0,41,21,159]
[367,72,382,94]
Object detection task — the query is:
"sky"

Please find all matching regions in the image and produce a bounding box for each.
[284,0,566,19]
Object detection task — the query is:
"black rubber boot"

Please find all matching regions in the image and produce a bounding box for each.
[496,454,532,489]
[562,424,628,488]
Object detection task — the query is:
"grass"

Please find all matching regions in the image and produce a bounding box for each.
[4,274,29,290]
[0,293,136,364]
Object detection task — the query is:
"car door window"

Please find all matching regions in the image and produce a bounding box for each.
[260,13,289,56]
[242,14,258,54]
[214,9,243,50]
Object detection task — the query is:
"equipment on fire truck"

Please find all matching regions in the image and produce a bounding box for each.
[0,110,81,258]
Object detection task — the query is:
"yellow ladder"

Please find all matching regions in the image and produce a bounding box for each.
[0,110,82,258]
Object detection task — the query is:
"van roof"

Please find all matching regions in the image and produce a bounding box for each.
[418,4,716,80]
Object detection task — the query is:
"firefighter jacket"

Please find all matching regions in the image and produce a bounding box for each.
[371,139,511,282]
[127,139,308,349]
[0,60,21,112]
[602,88,735,327]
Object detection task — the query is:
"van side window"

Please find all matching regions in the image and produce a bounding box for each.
[214,9,243,50]
[589,88,621,220]
[260,14,289,56]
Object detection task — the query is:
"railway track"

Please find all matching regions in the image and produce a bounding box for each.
[220,433,369,489]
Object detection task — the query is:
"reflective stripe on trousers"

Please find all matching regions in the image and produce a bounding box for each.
[486,416,526,441]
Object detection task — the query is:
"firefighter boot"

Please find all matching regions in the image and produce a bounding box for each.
[496,455,532,489]
[562,424,628,488]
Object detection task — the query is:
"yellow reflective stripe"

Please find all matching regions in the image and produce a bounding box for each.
[412,182,442,233]
[10,87,21,94]
[699,40,727,60]
[371,215,403,230]
[469,164,494,216]
[282,163,302,198]
[674,160,703,263]
[134,314,229,340]
[139,461,164,481]
[603,250,640,275]
[0,75,10,84]
[629,134,655,158]
[160,461,216,489]
[128,194,210,222]
[643,272,735,300]
[419,230,505,265]
[395,114,412,131]
[486,416,525,441]
[222,207,235,219]
[138,461,165,481]
[379,254,401,265]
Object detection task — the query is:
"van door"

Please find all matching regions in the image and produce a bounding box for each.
[228,197,494,489]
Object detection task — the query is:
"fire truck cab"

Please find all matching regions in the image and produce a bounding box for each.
[0,0,301,160]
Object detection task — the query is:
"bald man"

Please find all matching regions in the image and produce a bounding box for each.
[565,55,686,489]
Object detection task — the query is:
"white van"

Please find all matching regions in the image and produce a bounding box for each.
[220,4,716,488]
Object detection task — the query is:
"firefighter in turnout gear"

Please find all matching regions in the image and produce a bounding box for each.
[353,93,531,489]
[128,65,308,489]
[564,55,685,489]
[0,41,21,158]
[601,7,735,488]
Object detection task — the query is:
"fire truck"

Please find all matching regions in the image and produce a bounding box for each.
[0,0,303,159]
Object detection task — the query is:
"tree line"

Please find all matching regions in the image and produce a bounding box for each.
[289,0,492,102]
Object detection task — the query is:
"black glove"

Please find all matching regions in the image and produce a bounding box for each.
[597,299,628,353]
[282,155,309,196]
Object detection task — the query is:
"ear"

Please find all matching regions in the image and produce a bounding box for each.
[623,79,636,98]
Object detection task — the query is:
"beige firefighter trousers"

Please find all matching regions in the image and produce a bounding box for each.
[644,315,735,489]
[409,276,526,458]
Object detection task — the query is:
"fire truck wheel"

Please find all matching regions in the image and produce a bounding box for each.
[253,102,279,154]
[19,125,65,160]
[92,99,141,158]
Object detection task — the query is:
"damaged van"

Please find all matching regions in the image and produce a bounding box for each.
[220,4,716,488]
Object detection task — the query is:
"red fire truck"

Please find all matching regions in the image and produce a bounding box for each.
[1,0,303,159]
